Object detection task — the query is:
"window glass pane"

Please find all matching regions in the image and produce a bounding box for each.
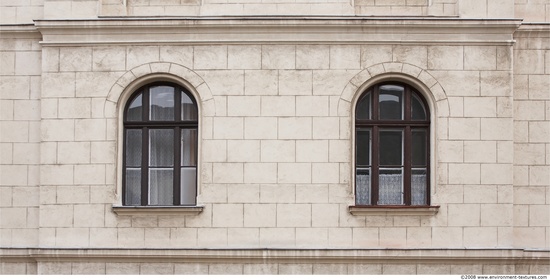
[125,129,142,167]
[150,86,175,121]
[355,168,370,205]
[149,168,173,205]
[356,91,371,120]
[379,130,403,166]
[181,167,197,205]
[412,169,427,205]
[356,128,371,166]
[126,93,142,121]
[378,168,403,205]
[181,129,197,166]
[412,129,427,166]
[125,168,141,206]
[379,85,403,120]
[411,92,427,120]
[182,92,198,121]
[149,129,174,167]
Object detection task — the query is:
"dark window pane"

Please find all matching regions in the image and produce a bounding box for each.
[355,168,370,205]
[411,92,427,120]
[125,168,141,206]
[181,167,197,205]
[150,86,175,121]
[411,168,427,205]
[126,93,142,121]
[378,168,403,205]
[379,130,403,166]
[125,129,142,167]
[356,91,371,120]
[379,85,403,120]
[149,129,174,167]
[412,129,427,166]
[182,92,198,121]
[181,129,197,166]
[356,128,371,166]
[149,168,173,205]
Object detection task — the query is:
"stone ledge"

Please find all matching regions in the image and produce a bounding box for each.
[348,205,440,216]
[33,17,522,46]
[0,248,548,265]
[112,205,204,216]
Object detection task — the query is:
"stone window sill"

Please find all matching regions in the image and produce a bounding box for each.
[348,205,439,216]
[112,205,204,216]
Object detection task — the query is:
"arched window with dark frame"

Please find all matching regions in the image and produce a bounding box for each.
[123,82,198,206]
[355,82,430,206]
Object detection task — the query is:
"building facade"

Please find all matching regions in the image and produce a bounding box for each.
[0,0,549,275]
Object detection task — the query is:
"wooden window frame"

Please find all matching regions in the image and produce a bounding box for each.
[122,82,198,206]
[354,82,431,207]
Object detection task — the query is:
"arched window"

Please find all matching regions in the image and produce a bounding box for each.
[123,82,198,206]
[355,82,430,206]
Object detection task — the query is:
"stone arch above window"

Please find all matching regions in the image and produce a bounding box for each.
[337,62,449,119]
[103,62,215,119]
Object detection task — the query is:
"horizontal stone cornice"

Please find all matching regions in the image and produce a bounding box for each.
[33,17,523,46]
[1,248,549,265]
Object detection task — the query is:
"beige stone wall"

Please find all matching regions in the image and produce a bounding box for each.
[512,27,550,248]
[515,0,550,22]
[0,0,43,24]
[30,40,527,249]
[0,32,41,248]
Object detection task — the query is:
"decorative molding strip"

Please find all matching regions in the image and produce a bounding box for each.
[0,248,548,265]
[33,17,522,46]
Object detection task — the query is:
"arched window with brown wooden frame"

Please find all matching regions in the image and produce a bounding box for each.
[123,82,198,206]
[355,82,430,206]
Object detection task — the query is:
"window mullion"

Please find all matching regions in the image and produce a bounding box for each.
[141,89,150,206]
[404,126,412,205]
[173,88,182,206]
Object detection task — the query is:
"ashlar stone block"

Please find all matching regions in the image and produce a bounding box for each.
[227,96,260,116]
[279,70,312,95]
[296,228,328,248]
[60,47,92,72]
[244,163,277,183]
[277,203,311,227]
[92,47,126,71]
[278,117,312,139]
[448,203,481,226]
[228,45,261,69]
[194,46,227,70]
[296,140,328,162]
[278,163,311,183]
[464,227,498,248]
[464,46,496,70]
[481,204,512,226]
[213,204,243,227]
[243,117,277,140]
[244,203,276,227]
[126,46,159,70]
[261,45,295,69]
[312,163,339,184]
[393,45,428,68]
[428,46,463,70]
[330,45,360,69]
[361,45,392,68]
[464,141,496,163]
[244,70,277,96]
[448,118,480,140]
[296,45,330,70]
[260,184,295,203]
[160,46,193,68]
[228,228,259,247]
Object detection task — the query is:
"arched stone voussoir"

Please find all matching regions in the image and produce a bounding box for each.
[103,62,214,119]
